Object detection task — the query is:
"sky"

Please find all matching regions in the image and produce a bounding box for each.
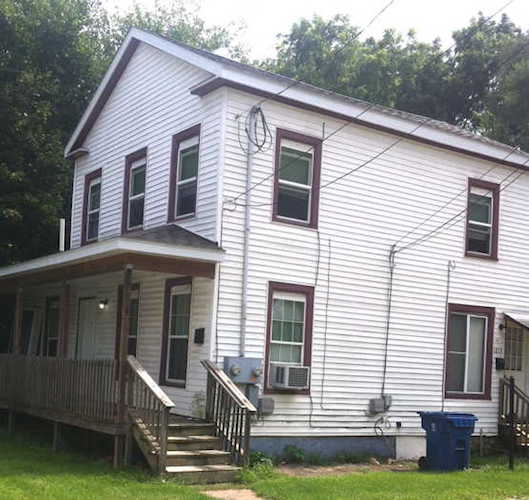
[103,0,529,59]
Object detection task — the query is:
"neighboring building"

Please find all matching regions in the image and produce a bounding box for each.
[2,28,529,464]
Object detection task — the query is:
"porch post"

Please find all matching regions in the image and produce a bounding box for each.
[115,264,133,467]
[12,287,23,355]
[58,283,71,358]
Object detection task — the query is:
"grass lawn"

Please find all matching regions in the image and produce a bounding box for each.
[248,456,529,500]
[0,430,208,500]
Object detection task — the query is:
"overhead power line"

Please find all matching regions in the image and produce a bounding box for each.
[227,0,520,210]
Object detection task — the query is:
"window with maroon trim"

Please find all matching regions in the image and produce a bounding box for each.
[273,129,321,228]
[115,283,140,358]
[445,304,494,400]
[265,282,314,391]
[159,277,192,387]
[41,296,60,357]
[465,178,499,259]
[168,124,201,222]
[122,148,147,233]
[81,168,102,245]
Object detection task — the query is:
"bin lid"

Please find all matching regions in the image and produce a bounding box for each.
[417,411,478,427]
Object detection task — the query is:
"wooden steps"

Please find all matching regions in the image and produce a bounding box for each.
[164,464,240,484]
[131,414,240,484]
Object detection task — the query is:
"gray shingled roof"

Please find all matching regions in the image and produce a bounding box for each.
[150,30,523,156]
[122,224,221,251]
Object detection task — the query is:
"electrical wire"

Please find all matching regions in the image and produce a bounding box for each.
[226,0,517,209]
[396,166,527,255]
[394,144,522,247]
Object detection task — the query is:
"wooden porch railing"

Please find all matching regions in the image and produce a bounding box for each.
[201,360,257,466]
[0,354,119,425]
[126,355,175,473]
[499,376,529,452]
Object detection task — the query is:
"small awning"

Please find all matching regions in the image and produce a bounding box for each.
[504,313,529,331]
[0,225,224,291]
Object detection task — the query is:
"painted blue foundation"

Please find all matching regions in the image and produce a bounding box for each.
[250,435,396,459]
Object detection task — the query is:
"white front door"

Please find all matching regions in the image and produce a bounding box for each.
[76,298,98,359]
[505,319,529,393]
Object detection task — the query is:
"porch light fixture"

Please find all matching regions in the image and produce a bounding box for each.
[98,299,108,311]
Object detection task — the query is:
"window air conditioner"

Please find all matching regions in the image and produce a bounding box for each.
[270,364,310,390]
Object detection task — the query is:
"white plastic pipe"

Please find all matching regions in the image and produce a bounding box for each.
[59,218,66,252]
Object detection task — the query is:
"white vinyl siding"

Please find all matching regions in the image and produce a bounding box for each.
[215,87,529,438]
[70,42,223,248]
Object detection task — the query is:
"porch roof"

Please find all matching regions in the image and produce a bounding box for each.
[0,225,224,289]
[505,313,529,331]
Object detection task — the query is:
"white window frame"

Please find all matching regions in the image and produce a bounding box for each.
[175,136,199,219]
[467,187,493,256]
[127,159,146,231]
[277,140,314,224]
[86,177,101,242]
[269,291,306,367]
[165,284,191,385]
[448,312,488,395]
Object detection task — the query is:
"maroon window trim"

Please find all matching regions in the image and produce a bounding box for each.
[81,168,102,246]
[272,128,322,229]
[465,178,500,260]
[444,303,495,401]
[114,283,140,359]
[167,124,201,223]
[121,147,147,234]
[264,281,314,394]
[159,277,192,388]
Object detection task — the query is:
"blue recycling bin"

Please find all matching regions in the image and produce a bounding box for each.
[418,411,478,471]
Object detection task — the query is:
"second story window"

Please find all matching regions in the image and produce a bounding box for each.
[465,178,499,259]
[81,168,102,245]
[168,124,201,222]
[273,129,321,228]
[122,148,147,233]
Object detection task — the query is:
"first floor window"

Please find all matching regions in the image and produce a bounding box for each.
[160,278,192,386]
[273,129,321,228]
[445,304,494,398]
[266,282,314,388]
[466,178,499,259]
[505,321,523,371]
[42,297,60,357]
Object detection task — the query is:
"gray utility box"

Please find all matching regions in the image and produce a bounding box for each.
[223,356,263,384]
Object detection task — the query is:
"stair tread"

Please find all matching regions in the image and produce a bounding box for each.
[168,435,219,442]
[165,464,240,473]
[167,449,230,457]
[168,423,214,428]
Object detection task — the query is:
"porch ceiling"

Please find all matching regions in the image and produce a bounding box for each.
[0,227,223,290]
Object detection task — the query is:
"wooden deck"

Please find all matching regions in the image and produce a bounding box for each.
[0,354,127,435]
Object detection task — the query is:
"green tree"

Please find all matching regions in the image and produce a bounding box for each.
[0,0,241,266]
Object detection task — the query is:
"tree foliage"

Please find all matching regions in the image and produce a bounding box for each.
[266,13,529,147]
[2,3,529,267]
[0,0,240,266]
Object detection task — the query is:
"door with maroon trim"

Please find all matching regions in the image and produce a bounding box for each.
[505,318,529,393]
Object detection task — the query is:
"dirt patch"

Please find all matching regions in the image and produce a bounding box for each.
[205,489,262,500]
[278,459,418,477]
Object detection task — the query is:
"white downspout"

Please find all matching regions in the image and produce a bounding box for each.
[239,107,257,357]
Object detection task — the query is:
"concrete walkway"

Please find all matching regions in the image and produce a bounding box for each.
[205,489,261,500]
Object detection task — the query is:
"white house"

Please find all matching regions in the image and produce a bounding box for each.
[2,27,529,469]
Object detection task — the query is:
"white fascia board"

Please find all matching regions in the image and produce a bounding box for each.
[0,237,224,280]
[64,28,223,157]
[221,65,529,165]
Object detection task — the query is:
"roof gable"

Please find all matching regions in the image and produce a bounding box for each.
[65,28,529,170]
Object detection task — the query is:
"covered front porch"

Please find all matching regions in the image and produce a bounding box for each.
[0,226,249,473]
